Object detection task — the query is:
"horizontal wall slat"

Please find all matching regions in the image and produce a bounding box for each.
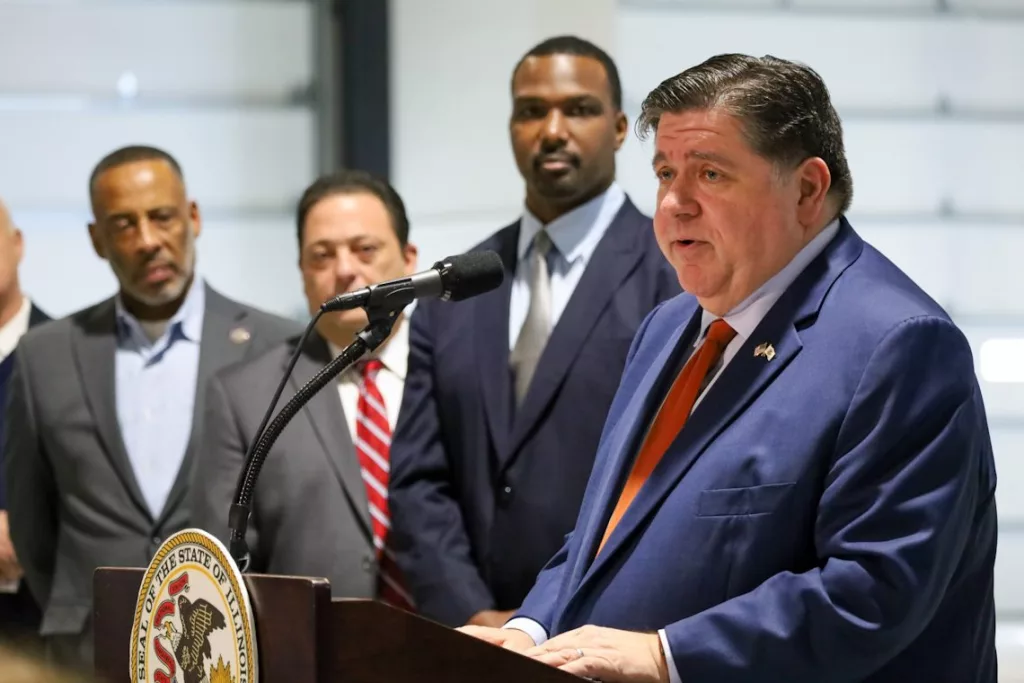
[617,11,1024,111]
[0,2,313,100]
[0,108,315,211]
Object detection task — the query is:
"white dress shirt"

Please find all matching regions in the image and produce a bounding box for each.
[329,316,409,438]
[505,218,842,681]
[509,183,626,349]
[0,295,31,361]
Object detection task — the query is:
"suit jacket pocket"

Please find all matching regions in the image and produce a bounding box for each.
[40,602,91,636]
[697,482,795,517]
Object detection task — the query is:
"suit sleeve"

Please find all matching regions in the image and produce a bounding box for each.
[662,316,989,681]
[388,303,496,626]
[3,350,59,606]
[516,299,669,634]
[190,372,263,569]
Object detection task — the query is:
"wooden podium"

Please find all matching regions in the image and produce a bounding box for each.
[93,567,581,683]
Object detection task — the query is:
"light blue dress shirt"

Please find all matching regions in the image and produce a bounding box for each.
[115,276,205,518]
[508,182,627,350]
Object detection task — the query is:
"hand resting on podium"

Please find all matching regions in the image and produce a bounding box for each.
[459,623,669,682]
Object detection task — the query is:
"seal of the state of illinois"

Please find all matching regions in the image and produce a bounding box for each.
[130,529,258,683]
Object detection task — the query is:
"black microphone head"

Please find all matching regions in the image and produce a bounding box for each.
[434,250,504,301]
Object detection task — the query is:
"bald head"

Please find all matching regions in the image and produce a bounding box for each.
[0,198,12,234]
[0,198,25,325]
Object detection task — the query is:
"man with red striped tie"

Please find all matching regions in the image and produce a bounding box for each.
[190,170,418,609]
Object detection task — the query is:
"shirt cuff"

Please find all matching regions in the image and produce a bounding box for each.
[503,617,548,646]
[658,629,681,683]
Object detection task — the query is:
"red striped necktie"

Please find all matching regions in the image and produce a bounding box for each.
[355,359,415,611]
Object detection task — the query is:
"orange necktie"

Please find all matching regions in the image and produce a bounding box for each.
[597,319,737,555]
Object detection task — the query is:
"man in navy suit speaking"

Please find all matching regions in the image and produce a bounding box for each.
[463,53,997,683]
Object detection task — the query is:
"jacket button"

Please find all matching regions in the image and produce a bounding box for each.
[498,484,513,506]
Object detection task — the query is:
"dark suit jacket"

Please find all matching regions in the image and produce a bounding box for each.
[389,197,680,625]
[2,285,298,660]
[0,304,49,508]
[518,218,997,681]
[0,303,50,634]
[191,332,378,599]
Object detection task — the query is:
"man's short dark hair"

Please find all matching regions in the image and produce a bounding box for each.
[89,145,185,202]
[638,53,853,214]
[511,35,623,111]
[296,170,410,248]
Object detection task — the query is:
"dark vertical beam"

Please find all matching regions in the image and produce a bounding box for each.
[332,0,391,178]
[314,0,343,174]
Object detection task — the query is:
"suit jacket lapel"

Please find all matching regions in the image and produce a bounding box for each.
[71,299,150,520]
[576,219,866,592]
[292,334,373,541]
[503,201,648,467]
[28,304,50,328]
[476,228,518,464]
[565,303,702,595]
[157,286,251,526]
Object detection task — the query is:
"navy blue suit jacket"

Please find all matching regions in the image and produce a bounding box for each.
[0,302,50,634]
[517,219,997,681]
[389,198,680,626]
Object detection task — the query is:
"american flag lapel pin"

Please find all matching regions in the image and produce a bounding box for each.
[754,342,776,361]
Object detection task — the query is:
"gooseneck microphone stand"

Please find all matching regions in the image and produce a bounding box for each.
[228,307,399,570]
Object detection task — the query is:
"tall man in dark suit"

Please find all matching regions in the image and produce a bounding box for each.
[3,146,298,671]
[463,54,997,683]
[192,170,419,609]
[0,199,50,645]
[389,35,680,628]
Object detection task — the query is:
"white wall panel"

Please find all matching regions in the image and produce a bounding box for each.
[950,226,1024,317]
[948,19,1024,109]
[946,124,1024,214]
[998,622,1024,683]
[616,11,947,111]
[616,10,1024,112]
[997,530,1024,612]
[840,122,949,215]
[15,212,304,320]
[0,108,315,212]
[961,325,1024,422]
[789,0,937,8]
[621,0,779,7]
[840,122,1024,215]
[0,2,312,99]
[949,0,1024,12]
[993,429,1024,523]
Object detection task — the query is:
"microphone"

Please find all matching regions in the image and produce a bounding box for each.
[228,249,505,568]
[321,251,504,314]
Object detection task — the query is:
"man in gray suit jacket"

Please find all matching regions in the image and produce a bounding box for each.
[191,170,418,608]
[2,146,298,671]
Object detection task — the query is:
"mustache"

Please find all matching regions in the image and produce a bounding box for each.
[532,151,579,169]
[139,254,178,272]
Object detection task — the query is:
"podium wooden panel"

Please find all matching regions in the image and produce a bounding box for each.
[94,567,581,683]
